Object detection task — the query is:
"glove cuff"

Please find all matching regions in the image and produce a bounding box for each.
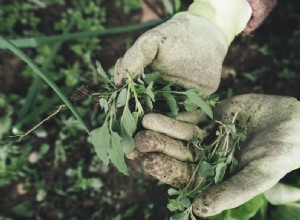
[187,0,252,44]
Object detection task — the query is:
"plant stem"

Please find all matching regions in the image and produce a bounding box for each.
[0,36,90,134]
[8,20,166,48]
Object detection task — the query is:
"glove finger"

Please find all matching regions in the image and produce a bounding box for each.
[114,31,160,86]
[135,130,202,162]
[140,152,204,188]
[125,149,144,160]
[142,113,208,141]
[176,110,208,125]
[192,155,298,217]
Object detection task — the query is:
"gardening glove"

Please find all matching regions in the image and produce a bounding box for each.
[244,0,278,34]
[115,0,252,95]
[133,94,300,217]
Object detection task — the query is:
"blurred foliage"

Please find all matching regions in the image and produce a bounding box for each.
[239,1,300,86]
[0,0,300,219]
[114,0,142,14]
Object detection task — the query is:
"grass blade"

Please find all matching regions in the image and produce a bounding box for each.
[9,20,166,48]
[0,36,90,134]
[17,20,75,120]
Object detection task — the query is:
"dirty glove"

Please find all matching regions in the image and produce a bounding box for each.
[133,94,300,217]
[244,0,278,34]
[115,0,252,95]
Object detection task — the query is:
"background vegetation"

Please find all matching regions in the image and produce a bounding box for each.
[0,0,299,219]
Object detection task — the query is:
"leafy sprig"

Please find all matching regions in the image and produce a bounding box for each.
[90,61,214,175]
[168,113,247,219]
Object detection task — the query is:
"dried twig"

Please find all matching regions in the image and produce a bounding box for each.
[17,105,65,142]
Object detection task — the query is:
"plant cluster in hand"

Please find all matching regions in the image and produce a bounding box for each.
[90,61,216,175]
[167,113,247,220]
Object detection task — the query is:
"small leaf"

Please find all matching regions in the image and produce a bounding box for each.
[179,196,191,208]
[145,95,153,110]
[167,199,180,212]
[229,155,238,174]
[198,161,215,178]
[170,212,189,220]
[36,189,47,202]
[108,91,118,103]
[168,188,180,196]
[184,98,198,112]
[85,178,103,190]
[116,88,127,108]
[145,81,155,101]
[96,61,110,84]
[109,132,128,175]
[144,72,161,84]
[99,98,108,113]
[162,91,179,117]
[186,91,213,119]
[215,162,227,184]
[121,106,137,135]
[90,122,110,166]
[120,106,137,153]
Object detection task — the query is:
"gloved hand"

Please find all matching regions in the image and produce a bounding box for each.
[132,94,300,217]
[244,0,278,34]
[115,0,252,95]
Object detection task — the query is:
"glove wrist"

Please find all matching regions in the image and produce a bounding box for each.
[186,0,252,44]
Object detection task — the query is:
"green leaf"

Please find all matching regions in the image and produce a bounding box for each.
[179,196,191,208]
[12,201,33,218]
[116,88,127,108]
[85,178,103,190]
[184,98,198,112]
[167,199,180,212]
[144,72,161,84]
[145,95,153,110]
[121,106,137,135]
[264,183,300,205]
[109,91,118,102]
[168,188,180,196]
[111,118,121,133]
[208,195,267,220]
[120,106,137,153]
[99,98,108,113]
[121,134,135,154]
[36,189,47,202]
[215,162,227,184]
[170,212,189,220]
[145,81,155,101]
[162,90,179,117]
[230,194,267,220]
[198,161,215,178]
[96,61,110,84]
[162,0,173,14]
[186,91,213,119]
[229,155,238,174]
[90,121,110,165]
[271,202,300,220]
[0,36,90,133]
[109,132,128,175]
